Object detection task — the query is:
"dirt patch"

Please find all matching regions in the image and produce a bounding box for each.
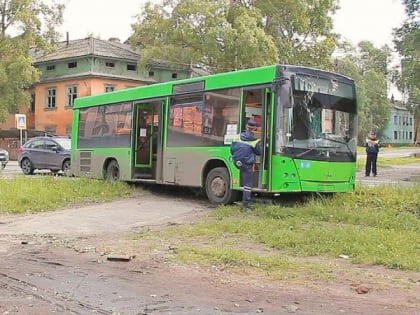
[1,182,419,314]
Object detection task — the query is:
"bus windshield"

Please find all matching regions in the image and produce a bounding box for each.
[275,74,357,162]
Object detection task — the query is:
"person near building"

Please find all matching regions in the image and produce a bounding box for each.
[365,131,380,177]
[230,119,262,210]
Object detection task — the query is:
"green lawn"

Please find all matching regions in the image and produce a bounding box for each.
[1,166,419,280]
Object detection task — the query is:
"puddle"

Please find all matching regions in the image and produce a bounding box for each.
[408,175,420,182]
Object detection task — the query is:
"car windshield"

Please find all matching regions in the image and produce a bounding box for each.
[55,138,71,150]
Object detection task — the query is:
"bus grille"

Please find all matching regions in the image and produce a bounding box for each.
[79,151,92,172]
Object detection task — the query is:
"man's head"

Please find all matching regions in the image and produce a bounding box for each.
[246,119,258,131]
[369,131,377,138]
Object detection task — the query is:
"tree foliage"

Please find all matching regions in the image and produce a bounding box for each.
[131,0,278,73]
[335,41,391,143]
[254,0,339,70]
[0,0,64,123]
[393,0,419,138]
[130,0,339,73]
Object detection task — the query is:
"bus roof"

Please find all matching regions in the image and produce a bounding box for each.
[73,64,354,109]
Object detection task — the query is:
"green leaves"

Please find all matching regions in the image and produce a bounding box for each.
[334,42,392,142]
[393,0,419,138]
[0,0,63,122]
[130,0,337,73]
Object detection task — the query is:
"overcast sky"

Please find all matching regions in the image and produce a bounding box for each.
[58,0,407,48]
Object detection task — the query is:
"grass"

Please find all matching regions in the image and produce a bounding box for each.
[357,145,417,154]
[1,165,419,279]
[0,176,138,214]
[134,185,420,276]
[356,156,419,171]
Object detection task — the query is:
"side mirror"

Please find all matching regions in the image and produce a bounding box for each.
[275,78,294,108]
[278,78,293,108]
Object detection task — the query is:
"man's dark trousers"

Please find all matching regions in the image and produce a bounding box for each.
[365,152,378,176]
[240,164,253,206]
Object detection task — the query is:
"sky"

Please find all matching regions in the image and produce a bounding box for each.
[57,0,407,48]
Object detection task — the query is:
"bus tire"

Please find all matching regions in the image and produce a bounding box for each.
[205,167,238,205]
[105,160,120,181]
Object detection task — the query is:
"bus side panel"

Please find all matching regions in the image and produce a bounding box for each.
[270,156,302,192]
[162,147,231,187]
[72,148,132,180]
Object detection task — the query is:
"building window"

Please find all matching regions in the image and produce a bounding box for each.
[68,61,77,68]
[46,64,55,71]
[394,131,398,140]
[105,85,115,93]
[409,132,413,140]
[66,125,72,136]
[393,115,397,124]
[149,71,155,77]
[127,64,137,71]
[45,125,57,135]
[66,85,78,107]
[46,88,56,109]
[106,62,115,68]
[172,73,178,79]
[30,93,35,112]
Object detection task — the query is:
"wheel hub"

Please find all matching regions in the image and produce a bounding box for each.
[211,176,226,197]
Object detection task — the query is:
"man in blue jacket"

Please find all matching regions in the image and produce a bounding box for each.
[365,131,380,177]
[230,119,262,210]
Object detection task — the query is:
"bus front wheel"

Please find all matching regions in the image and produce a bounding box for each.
[106,160,120,181]
[205,167,238,205]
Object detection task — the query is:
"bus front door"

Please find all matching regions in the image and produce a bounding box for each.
[134,104,156,179]
[242,87,271,191]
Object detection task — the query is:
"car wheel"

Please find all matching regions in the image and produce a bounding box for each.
[21,158,34,175]
[205,167,239,205]
[105,160,120,181]
[62,159,71,174]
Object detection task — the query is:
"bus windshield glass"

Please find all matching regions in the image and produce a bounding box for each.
[275,74,357,162]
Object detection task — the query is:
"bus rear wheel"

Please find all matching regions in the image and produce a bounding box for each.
[205,167,238,205]
[106,160,120,181]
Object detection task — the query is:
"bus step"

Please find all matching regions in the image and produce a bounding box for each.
[131,178,156,183]
[238,187,268,193]
[134,173,153,179]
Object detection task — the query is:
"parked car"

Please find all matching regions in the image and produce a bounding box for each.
[17,136,71,175]
[0,148,9,169]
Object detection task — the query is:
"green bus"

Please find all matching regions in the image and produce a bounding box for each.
[71,65,357,204]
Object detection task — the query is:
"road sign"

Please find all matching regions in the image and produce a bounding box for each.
[15,114,26,130]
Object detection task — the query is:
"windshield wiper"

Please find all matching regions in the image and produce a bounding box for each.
[321,137,356,160]
[295,146,334,158]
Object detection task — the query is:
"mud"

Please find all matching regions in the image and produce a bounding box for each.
[0,164,419,314]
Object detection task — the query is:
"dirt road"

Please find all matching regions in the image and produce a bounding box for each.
[1,176,419,314]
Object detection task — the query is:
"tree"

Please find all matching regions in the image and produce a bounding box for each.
[131,0,278,73]
[0,0,64,123]
[393,0,419,142]
[253,0,339,69]
[130,0,339,73]
[334,41,391,144]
